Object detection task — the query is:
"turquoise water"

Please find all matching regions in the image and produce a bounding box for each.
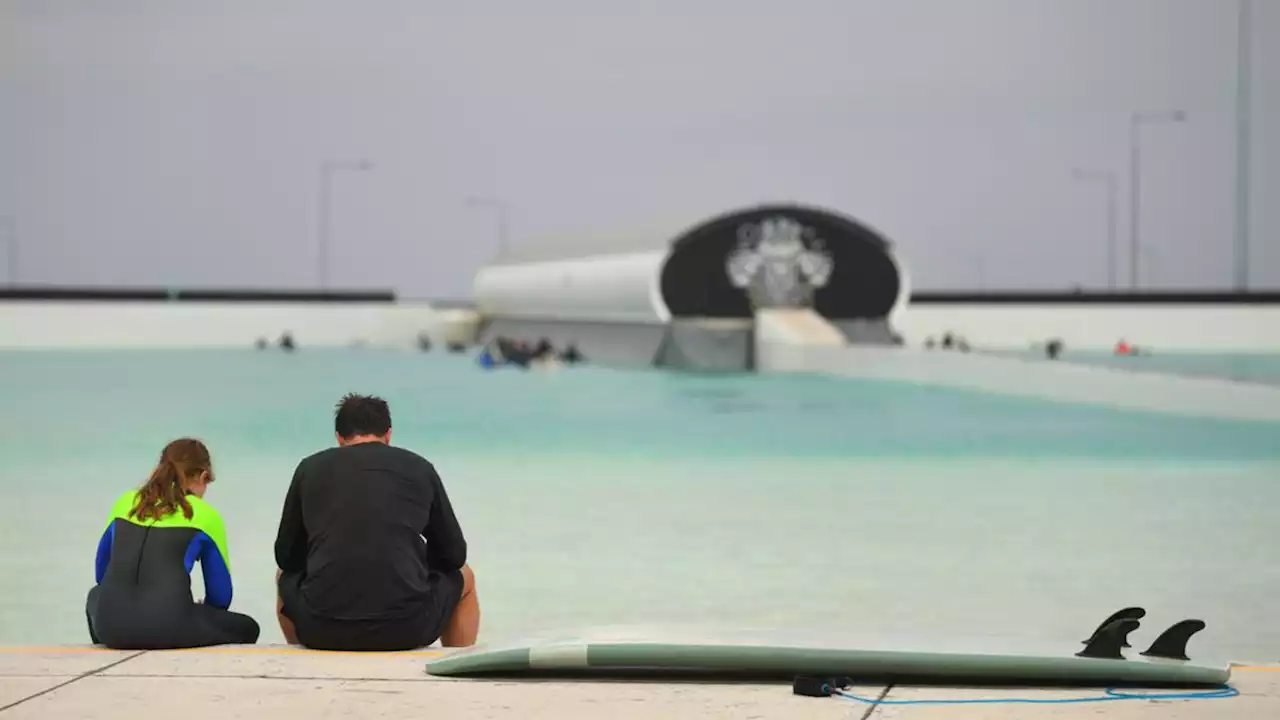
[1,349,1278,661]
[989,349,1280,387]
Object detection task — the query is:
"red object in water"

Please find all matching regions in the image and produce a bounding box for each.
[1115,340,1131,355]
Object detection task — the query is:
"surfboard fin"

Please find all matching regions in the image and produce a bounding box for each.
[1082,606,1146,647]
[1076,618,1140,660]
[1139,619,1206,661]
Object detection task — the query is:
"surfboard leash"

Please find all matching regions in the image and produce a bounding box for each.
[792,675,1240,706]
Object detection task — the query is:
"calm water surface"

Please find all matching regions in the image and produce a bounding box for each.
[989,348,1280,387]
[0,349,1277,662]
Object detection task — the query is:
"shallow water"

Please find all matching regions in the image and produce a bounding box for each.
[988,349,1280,387]
[0,349,1277,662]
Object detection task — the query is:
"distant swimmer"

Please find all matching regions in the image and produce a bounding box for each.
[477,337,503,369]
[1114,339,1144,356]
[86,438,260,649]
[1045,338,1064,360]
[528,338,561,370]
[559,343,584,364]
[503,339,533,368]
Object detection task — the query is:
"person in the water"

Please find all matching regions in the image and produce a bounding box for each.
[532,338,554,360]
[559,342,583,364]
[503,338,533,368]
[86,438,260,649]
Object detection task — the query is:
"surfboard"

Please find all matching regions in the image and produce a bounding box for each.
[425,609,1231,687]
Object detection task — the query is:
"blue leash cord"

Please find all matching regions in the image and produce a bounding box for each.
[832,684,1239,706]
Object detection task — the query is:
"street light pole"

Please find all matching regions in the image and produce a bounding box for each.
[1071,168,1119,290]
[1127,110,1186,291]
[1233,0,1253,291]
[1142,245,1159,288]
[967,252,986,290]
[464,196,510,258]
[317,159,373,290]
[0,216,16,286]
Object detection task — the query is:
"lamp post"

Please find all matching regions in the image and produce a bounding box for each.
[1128,109,1186,291]
[464,196,510,258]
[968,252,986,290]
[1071,168,1119,290]
[317,159,373,290]
[0,215,16,286]
[1142,245,1159,289]
[1233,0,1253,291]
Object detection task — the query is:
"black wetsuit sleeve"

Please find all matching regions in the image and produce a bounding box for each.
[274,463,308,573]
[423,466,467,572]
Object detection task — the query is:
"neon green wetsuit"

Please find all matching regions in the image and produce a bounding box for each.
[86,490,259,649]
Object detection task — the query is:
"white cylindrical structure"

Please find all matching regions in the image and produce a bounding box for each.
[474,251,670,324]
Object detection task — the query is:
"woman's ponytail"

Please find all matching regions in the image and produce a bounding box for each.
[130,439,207,522]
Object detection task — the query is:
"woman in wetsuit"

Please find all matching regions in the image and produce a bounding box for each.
[86,438,260,649]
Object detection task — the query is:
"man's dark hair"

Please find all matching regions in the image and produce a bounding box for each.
[334,393,391,438]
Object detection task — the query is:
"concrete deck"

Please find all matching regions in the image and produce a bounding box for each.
[0,646,1274,718]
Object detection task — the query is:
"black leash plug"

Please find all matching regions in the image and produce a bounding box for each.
[793,675,854,697]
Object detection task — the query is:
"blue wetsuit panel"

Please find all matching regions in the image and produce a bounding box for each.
[181,531,234,609]
[94,523,115,584]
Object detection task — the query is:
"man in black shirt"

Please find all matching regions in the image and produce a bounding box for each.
[273,393,480,650]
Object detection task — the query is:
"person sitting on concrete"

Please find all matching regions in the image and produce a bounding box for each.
[274,394,480,651]
[86,438,261,649]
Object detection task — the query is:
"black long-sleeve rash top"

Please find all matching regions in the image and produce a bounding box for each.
[273,441,468,621]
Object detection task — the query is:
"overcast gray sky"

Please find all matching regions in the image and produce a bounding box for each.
[2,0,1275,298]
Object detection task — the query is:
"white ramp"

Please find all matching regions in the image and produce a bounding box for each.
[755,308,846,346]
[760,344,1280,422]
[754,308,845,373]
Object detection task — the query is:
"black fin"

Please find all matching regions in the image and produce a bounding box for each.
[1082,607,1146,646]
[1139,619,1206,661]
[1076,618,1140,660]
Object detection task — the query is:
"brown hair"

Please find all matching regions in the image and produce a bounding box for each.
[130,438,214,522]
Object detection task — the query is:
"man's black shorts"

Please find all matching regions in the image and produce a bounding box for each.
[278,567,464,651]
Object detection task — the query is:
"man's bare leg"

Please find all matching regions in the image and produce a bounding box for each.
[440,564,480,647]
[275,568,300,645]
